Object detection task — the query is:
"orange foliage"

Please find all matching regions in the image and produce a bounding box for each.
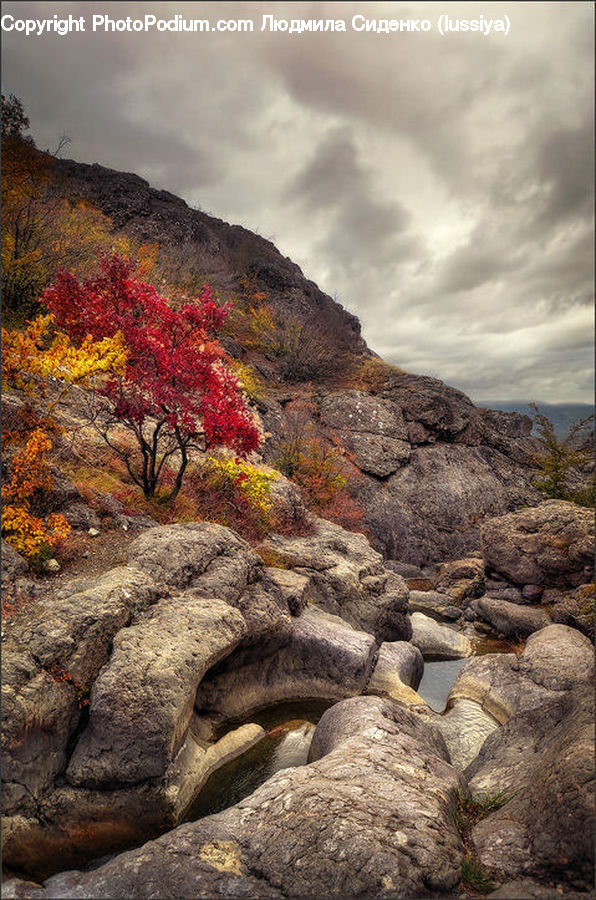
[1,428,71,558]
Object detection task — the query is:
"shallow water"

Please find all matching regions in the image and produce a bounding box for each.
[185,706,326,822]
[417,658,468,712]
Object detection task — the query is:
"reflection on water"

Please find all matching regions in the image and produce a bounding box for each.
[417,658,468,712]
[186,705,326,823]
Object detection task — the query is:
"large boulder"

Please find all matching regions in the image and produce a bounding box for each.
[319,391,410,477]
[262,519,411,641]
[409,612,472,659]
[471,595,551,639]
[66,597,247,787]
[195,608,376,721]
[468,685,594,891]
[549,583,595,641]
[5,697,465,899]
[363,444,537,565]
[448,625,594,724]
[481,500,594,589]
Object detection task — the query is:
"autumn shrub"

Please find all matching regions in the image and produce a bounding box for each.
[269,314,355,383]
[180,457,278,541]
[530,404,594,506]
[1,315,126,560]
[348,356,405,394]
[44,255,260,500]
[275,435,364,533]
[1,428,71,559]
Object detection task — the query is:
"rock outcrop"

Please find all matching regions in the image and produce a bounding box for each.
[409,611,472,659]
[481,500,594,589]
[262,518,411,641]
[1,519,415,878]
[468,685,594,891]
[4,697,465,899]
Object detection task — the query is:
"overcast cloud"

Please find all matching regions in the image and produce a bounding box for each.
[2,0,593,402]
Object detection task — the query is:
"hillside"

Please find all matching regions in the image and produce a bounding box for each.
[3,144,549,566]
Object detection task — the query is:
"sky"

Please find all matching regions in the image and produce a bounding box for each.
[2,1,594,403]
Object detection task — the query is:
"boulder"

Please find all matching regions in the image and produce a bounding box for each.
[195,608,376,721]
[448,625,594,725]
[550,583,595,641]
[469,686,594,891]
[408,590,463,621]
[127,521,263,599]
[432,697,500,771]
[409,612,472,659]
[363,444,537,565]
[319,390,409,440]
[472,596,551,638]
[9,697,465,899]
[66,596,247,787]
[1,541,28,580]
[481,500,594,588]
[61,502,102,531]
[366,641,426,709]
[262,519,411,641]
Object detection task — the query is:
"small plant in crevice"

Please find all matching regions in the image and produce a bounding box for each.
[452,790,515,895]
[460,853,495,895]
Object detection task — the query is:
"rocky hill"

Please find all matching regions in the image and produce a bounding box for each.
[50,157,541,566]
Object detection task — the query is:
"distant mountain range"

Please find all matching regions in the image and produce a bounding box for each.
[478,401,594,436]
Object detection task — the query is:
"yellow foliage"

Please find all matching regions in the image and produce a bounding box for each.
[230,360,266,402]
[2,313,127,397]
[204,457,277,513]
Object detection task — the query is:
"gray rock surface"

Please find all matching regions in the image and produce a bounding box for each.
[472,595,551,638]
[262,518,411,641]
[1,540,28,580]
[409,612,472,659]
[66,597,247,786]
[550,583,595,641]
[195,607,376,721]
[448,625,594,724]
[7,697,465,899]
[433,697,500,770]
[363,443,537,565]
[482,500,594,588]
[470,686,594,891]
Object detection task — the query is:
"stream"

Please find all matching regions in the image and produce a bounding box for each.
[186,635,515,822]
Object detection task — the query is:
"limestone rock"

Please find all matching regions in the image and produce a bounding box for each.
[472,595,551,638]
[409,612,472,659]
[364,444,537,565]
[127,522,262,598]
[470,686,594,891]
[195,607,376,721]
[16,697,464,899]
[319,390,408,440]
[264,568,309,617]
[61,502,101,531]
[433,697,500,771]
[550,583,595,641]
[448,625,594,724]
[262,518,411,641]
[1,541,28,580]
[481,500,594,588]
[66,596,247,786]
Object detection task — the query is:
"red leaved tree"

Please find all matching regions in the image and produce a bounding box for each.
[43,256,260,498]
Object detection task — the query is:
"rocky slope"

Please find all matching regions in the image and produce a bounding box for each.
[48,155,544,566]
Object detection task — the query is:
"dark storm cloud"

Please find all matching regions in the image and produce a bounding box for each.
[287,129,419,270]
[2,0,593,402]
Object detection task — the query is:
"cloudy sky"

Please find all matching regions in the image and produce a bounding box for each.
[2,1,594,402]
